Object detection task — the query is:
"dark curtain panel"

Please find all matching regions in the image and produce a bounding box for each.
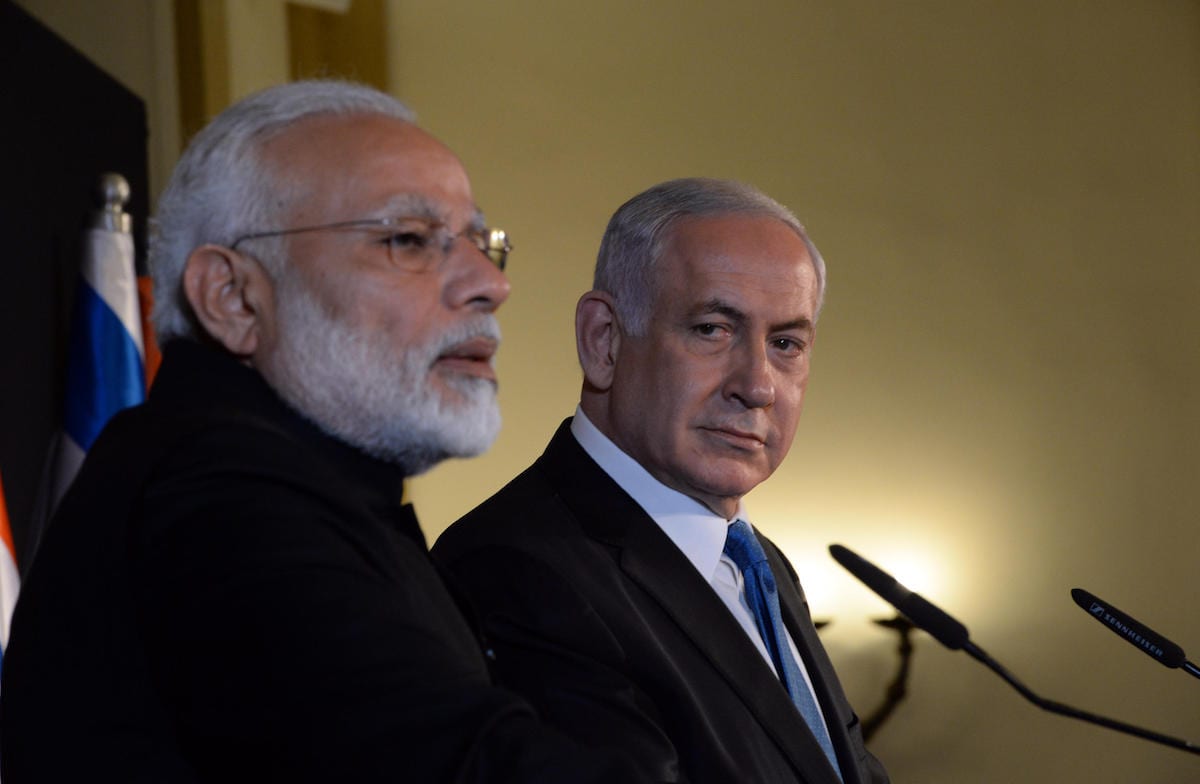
[0,0,149,570]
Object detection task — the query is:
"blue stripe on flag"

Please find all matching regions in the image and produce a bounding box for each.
[63,281,146,450]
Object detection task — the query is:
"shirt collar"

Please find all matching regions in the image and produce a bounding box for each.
[570,407,745,583]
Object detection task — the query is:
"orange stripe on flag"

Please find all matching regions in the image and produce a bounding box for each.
[137,274,162,389]
[0,471,14,562]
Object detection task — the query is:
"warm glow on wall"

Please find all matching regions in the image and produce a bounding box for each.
[759,514,968,640]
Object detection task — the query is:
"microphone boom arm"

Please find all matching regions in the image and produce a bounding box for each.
[962,640,1200,755]
[829,544,1200,757]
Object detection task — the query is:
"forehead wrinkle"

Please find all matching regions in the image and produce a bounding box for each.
[691,297,747,325]
[691,297,813,335]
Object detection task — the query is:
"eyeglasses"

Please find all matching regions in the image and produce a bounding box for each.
[229,216,512,271]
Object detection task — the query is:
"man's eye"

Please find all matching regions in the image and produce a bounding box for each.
[693,323,727,338]
[384,229,432,250]
[771,337,805,354]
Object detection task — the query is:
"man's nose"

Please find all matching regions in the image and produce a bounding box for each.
[725,342,775,409]
[444,237,511,311]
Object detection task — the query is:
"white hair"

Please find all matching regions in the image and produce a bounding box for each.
[149,80,416,342]
[593,177,827,335]
[264,269,502,474]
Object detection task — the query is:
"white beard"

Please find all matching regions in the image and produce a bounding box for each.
[263,274,502,475]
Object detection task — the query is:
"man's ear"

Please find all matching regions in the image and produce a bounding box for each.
[182,245,273,358]
[575,290,621,392]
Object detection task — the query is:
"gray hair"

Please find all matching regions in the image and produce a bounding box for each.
[593,177,826,335]
[149,80,416,342]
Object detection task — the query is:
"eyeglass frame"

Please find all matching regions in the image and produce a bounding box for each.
[228,216,512,271]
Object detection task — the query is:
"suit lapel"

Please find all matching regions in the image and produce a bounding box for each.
[537,421,843,782]
[768,541,864,784]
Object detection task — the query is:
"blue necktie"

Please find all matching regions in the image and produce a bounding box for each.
[724,519,842,779]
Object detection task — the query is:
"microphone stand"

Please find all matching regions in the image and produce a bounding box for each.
[962,640,1200,755]
[829,544,1200,757]
[861,615,916,742]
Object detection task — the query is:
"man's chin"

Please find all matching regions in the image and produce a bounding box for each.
[691,462,771,501]
[433,398,502,457]
[378,409,499,475]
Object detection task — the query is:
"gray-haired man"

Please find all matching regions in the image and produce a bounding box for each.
[436,178,889,784]
[1,80,642,784]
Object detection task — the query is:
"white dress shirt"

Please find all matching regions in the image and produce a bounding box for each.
[570,408,829,729]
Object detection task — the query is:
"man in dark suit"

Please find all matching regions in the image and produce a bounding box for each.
[435,178,890,783]
[0,80,643,783]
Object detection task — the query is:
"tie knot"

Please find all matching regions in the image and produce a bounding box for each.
[723,519,768,572]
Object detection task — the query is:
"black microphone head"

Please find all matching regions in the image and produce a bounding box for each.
[1070,588,1186,669]
[828,543,900,599]
[829,544,970,650]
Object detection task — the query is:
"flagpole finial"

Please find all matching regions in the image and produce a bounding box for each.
[92,172,132,234]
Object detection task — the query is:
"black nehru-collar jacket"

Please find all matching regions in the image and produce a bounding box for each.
[1,340,643,783]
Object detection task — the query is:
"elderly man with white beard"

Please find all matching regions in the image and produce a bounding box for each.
[0,81,645,784]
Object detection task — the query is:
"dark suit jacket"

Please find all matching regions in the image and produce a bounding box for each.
[434,419,889,784]
[1,344,643,783]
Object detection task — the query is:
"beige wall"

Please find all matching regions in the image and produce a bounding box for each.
[18,1,1200,781]
[396,4,1200,781]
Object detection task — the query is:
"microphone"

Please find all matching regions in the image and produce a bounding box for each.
[1071,588,1200,680]
[826,543,967,650]
[829,544,1200,756]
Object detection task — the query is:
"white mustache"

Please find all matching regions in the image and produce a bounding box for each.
[432,314,496,348]
[428,315,502,359]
